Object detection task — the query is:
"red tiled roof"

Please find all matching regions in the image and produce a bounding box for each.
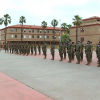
[82,16,100,21]
[1,24,64,31]
[70,23,100,29]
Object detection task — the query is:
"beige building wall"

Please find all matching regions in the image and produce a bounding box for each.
[70,25,100,45]
[1,27,62,44]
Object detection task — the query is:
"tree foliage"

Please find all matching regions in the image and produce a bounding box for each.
[61,33,70,43]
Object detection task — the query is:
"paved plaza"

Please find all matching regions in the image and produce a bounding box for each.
[0,50,100,100]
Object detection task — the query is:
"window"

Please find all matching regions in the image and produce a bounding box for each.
[11,28,13,32]
[45,36,46,38]
[59,36,60,39]
[21,35,23,38]
[52,30,54,33]
[24,35,26,38]
[55,36,56,39]
[32,29,34,33]
[54,31,56,33]
[37,29,39,33]
[32,35,34,38]
[47,36,49,39]
[44,30,46,33]
[11,35,14,38]
[40,30,42,33]
[29,29,31,32]
[24,29,26,32]
[52,36,54,39]
[40,36,42,39]
[29,35,31,38]
[15,28,17,32]
[81,28,84,32]
[37,35,39,38]
[47,30,49,33]
[15,35,17,38]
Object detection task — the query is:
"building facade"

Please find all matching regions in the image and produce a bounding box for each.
[70,16,100,45]
[1,25,64,45]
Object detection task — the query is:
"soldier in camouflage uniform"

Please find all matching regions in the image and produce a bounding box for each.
[85,41,92,65]
[80,42,84,61]
[63,43,66,59]
[51,42,55,60]
[16,43,19,54]
[9,42,12,53]
[96,42,100,67]
[43,42,47,59]
[76,41,82,64]
[30,43,34,55]
[19,43,21,55]
[59,42,63,61]
[38,43,41,55]
[67,40,72,63]
[42,43,44,55]
[24,43,27,55]
[90,42,93,63]
[34,43,37,56]
[72,42,75,60]
[11,43,14,54]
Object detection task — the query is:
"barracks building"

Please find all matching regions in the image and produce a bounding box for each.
[0,25,64,45]
[70,16,100,45]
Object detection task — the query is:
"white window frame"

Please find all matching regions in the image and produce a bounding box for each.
[24,29,26,32]
[24,35,26,38]
[11,28,13,32]
[40,36,42,38]
[29,35,31,38]
[11,35,14,38]
[45,36,46,38]
[29,29,31,32]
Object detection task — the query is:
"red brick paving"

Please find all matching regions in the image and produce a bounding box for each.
[0,72,53,100]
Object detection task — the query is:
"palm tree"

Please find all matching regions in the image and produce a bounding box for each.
[61,23,67,33]
[0,14,11,44]
[19,16,26,44]
[51,19,58,42]
[72,15,82,43]
[66,24,72,34]
[41,21,47,43]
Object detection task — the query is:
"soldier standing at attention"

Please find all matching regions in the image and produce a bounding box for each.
[72,42,75,60]
[85,41,92,65]
[9,42,11,53]
[76,41,82,64]
[43,42,47,59]
[96,42,100,67]
[90,42,93,63]
[63,43,67,59]
[59,42,63,61]
[30,43,34,55]
[24,43,27,55]
[67,40,72,63]
[38,43,41,55]
[34,43,37,56]
[11,43,14,54]
[51,42,55,60]
[80,42,84,61]
[22,43,24,55]
[26,42,29,56]
[19,43,21,55]
[42,43,44,55]
[16,43,18,54]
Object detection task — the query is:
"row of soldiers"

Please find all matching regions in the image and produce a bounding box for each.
[3,40,100,67]
[4,42,47,58]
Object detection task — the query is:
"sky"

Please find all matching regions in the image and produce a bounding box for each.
[0,0,100,29]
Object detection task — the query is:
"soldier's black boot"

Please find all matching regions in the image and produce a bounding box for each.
[97,63,100,67]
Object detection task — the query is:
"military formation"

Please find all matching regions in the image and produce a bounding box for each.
[2,40,100,67]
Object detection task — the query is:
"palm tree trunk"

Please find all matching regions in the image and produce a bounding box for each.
[21,23,23,45]
[76,28,78,44]
[5,26,7,44]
